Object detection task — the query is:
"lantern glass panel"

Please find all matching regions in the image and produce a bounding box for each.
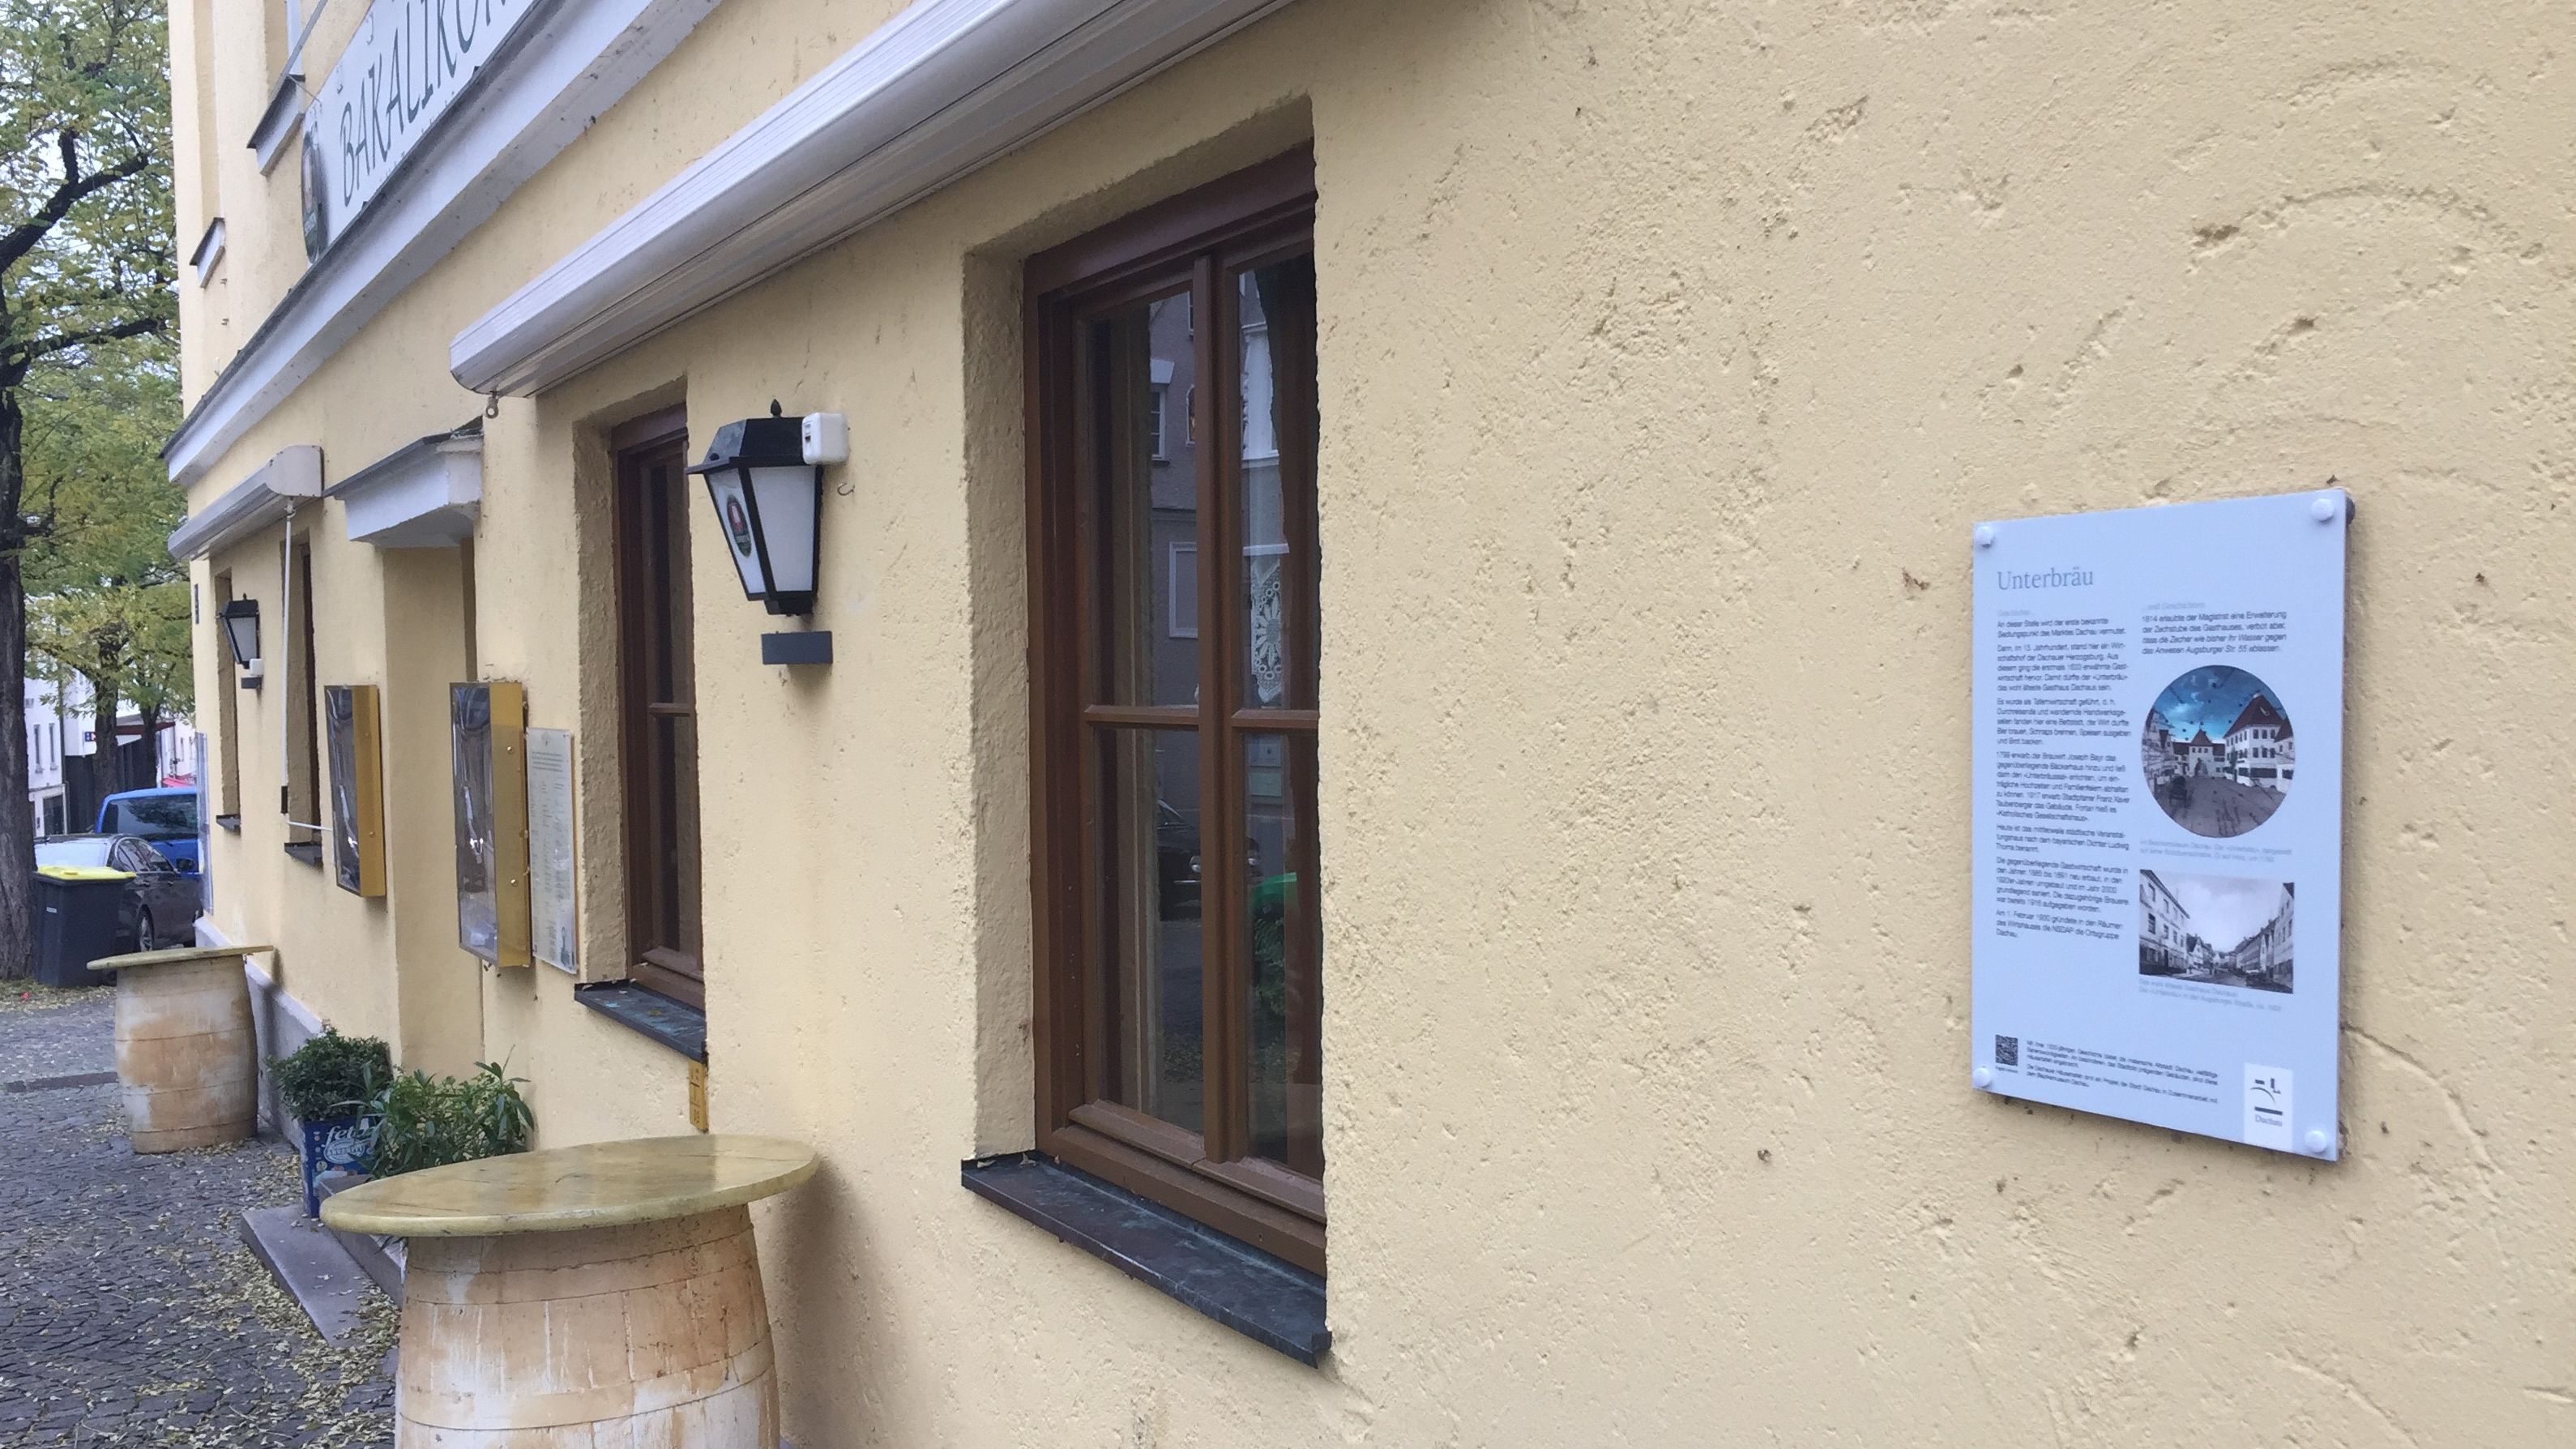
[745,464,817,598]
[703,468,770,601]
[220,605,260,667]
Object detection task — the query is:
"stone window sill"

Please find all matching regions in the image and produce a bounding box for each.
[282,841,322,866]
[573,981,707,1062]
[961,1153,1328,1365]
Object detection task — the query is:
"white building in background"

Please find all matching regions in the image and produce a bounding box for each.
[2225,693,2294,792]
[2138,870,2190,976]
[23,673,197,836]
[25,676,81,836]
[2180,728,2226,778]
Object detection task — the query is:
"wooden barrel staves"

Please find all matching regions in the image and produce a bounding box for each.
[106,951,258,1153]
[397,1206,780,1445]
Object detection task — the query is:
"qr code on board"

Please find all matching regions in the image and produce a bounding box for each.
[1994,1035,2019,1068]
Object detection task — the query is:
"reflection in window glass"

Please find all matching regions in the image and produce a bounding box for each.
[1097,289,1200,709]
[1244,732,1322,1175]
[1103,728,1205,1133]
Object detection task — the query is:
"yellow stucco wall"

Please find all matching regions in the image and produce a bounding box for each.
[174,1,2570,1443]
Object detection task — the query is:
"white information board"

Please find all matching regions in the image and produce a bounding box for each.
[1971,489,2347,1158]
[525,728,578,974]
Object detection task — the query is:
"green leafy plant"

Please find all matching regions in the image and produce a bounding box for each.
[267,1028,391,1122]
[365,1062,536,1178]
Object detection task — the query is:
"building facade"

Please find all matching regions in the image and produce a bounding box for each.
[2226,883,2296,990]
[2136,869,2188,979]
[168,2,2571,1443]
[2224,691,2293,792]
[2138,707,2179,787]
[23,674,197,837]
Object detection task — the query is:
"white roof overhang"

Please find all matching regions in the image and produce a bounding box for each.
[160,0,720,489]
[168,446,326,562]
[330,424,485,548]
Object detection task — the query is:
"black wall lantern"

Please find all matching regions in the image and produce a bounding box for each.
[689,402,822,617]
[220,598,263,688]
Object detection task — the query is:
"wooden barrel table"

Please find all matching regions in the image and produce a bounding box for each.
[323,1135,818,1447]
[89,944,271,1154]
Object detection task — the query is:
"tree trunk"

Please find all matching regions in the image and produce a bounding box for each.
[0,386,32,978]
[85,661,121,820]
[139,700,164,787]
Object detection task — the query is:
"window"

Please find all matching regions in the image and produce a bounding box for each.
[1026,150,1324,1272]
[284,538,321,853]
[211,572,242,820]
[613,421,704,1009]
[1167,544,1198,639]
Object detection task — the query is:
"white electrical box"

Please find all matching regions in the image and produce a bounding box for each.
[801,412,848,466]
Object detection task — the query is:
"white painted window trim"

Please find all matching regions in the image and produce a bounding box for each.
[450,0,1300,397]
[162,0,720,490]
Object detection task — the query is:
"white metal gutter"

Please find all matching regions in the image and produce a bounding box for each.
[449,0,1297,397]
[161,0,720,489]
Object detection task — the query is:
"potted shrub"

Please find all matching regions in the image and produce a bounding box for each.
[268,1029,391,1216]
[365,1062,536,1178]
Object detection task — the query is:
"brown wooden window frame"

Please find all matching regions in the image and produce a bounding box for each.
[1025,148,1327,1274]
[611,412,706,1010]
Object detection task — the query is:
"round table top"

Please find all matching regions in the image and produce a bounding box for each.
[88,944,275,974]
[319,1135,817,1237]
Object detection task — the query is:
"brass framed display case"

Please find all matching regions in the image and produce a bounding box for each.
[451,681,531,966]
[324,684,387,896]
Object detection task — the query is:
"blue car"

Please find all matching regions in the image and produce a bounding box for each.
[96,787,201,874]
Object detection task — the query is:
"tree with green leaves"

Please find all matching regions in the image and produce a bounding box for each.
[1,0,175,976]
[23,339,188,814]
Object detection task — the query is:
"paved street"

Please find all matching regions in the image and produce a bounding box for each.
[0,983,395,1447]
[2154,775,2285,838]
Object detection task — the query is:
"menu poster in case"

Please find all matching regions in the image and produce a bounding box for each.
[323,684,386,897]
[451,682,531,967]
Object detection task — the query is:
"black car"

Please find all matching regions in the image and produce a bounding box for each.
[36,835,198,951]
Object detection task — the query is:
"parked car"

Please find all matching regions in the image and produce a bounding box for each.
[95,787,201,874]
[36,835,197,951]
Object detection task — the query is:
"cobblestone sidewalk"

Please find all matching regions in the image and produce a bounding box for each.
[0,983,395,1447]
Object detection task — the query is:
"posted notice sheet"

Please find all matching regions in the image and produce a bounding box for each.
[527,728,579,974]
[1971,489,2347,1158]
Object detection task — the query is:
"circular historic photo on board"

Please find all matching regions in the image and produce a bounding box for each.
[2141,665,2292,838]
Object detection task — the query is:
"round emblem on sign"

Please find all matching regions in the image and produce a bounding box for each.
[725,495,754,557]
[299,116,330,261]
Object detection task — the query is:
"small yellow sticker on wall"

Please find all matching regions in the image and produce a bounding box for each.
[687,1059,708,1134]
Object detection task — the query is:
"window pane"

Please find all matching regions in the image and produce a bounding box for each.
[1091,289,1199,708]
[653,712,702,961]
[1243,731,1322,1177]
[651,462,695,708]
[1098,727,1205,1133]
[1237,257,1317,710]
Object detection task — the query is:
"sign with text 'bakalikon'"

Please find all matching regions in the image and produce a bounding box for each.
[301,0,539,259]
[1970,490,2347,1158]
